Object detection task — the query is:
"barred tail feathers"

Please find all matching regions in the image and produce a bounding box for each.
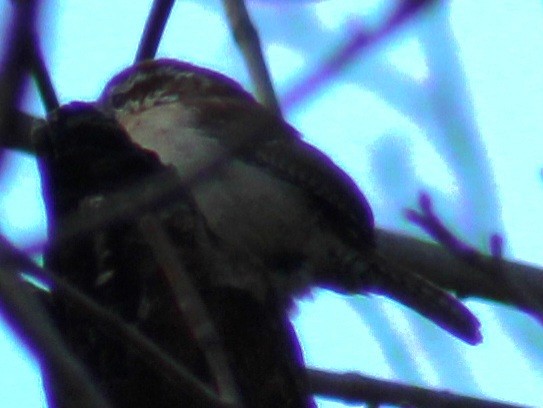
[363,252,482,345]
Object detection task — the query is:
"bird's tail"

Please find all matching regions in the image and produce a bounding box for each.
[364,252,482,345]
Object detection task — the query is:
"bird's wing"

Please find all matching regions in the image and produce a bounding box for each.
[249,135,375,249]
[178,97,374,249]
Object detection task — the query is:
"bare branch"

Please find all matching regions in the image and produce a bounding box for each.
[135,0,175,62]
[0,3,104,403]
[221,0,281,116]
[0,241,113,408]
[376,228,543,309]
[140,215,243,407]
[402,192,543,325]
[405,192,484,266]
[307,368,528,408]
[0,0,36,140]
[29,32,59,112]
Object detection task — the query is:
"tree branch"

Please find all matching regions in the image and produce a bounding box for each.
[140,215,243,407]
[307,368,528,408]
[404,192,543,328]
[376,228,543,310]
[0,0,35,143]
[3,110,42,153]
[29,31,59,112]
[221,0,281,116]
[0,234,233,408]
[135,0,175,62]
[0,241,113,408]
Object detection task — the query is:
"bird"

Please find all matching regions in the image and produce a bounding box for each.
[97,58,482,346]
[35,102,315,407]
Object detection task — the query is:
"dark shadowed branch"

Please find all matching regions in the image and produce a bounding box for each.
[140,215,243,407]
[376,228,543,311]
[1,0,56,153]
[0,233,233,408]
[0,0,35,143]
[29,32,59,112]
[0,3,107,405]
[3,110,42,153]
[0,250,112,407]
[307,369,528,408]
[135,0,175,62]
[221,0,281,116]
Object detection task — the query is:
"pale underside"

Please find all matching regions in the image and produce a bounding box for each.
[115,103,364,303]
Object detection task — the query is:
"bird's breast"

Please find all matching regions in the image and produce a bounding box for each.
[118,105,317,259]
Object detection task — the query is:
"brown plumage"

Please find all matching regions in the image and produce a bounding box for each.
[99,59,481,345]
[36,102,315,407]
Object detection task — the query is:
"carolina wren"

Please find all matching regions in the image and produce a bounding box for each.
[98,59,481,345]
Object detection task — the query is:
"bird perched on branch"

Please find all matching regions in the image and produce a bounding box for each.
[35,102,314,407]
[98,58,482,345]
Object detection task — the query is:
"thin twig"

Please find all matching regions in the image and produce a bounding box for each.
[52,170,191,248]
[29,32,59,112]
[135,0,175,62]
[282,0,438,112]
[0,234,233,408]
[140,215,243,407]
[405,192,543,327]
[221,0,282,116]
[3,110,42,153]
[307,368,528,408]
[405,193,482,264]
[5,0,60,114]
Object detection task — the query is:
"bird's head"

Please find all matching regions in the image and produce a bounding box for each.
[99,59,257,116]
[98,59,297,164]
